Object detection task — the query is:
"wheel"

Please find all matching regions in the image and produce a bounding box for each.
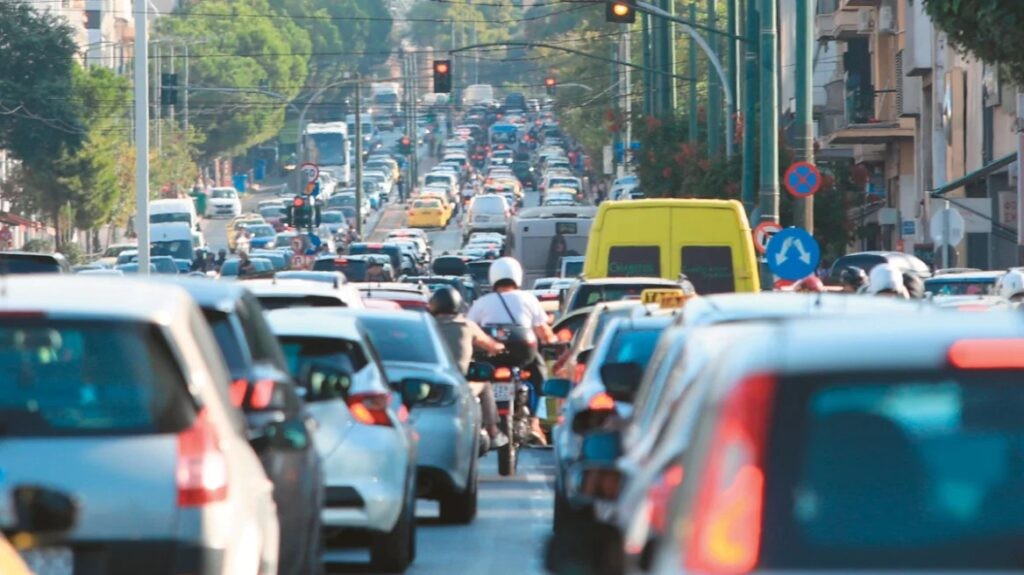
[497,417,518,476]
[300,513,325,575]
[439,457,478,524]
[369,496,414,572]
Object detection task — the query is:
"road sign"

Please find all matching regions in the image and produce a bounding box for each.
[783,161,822,198]
[290,236,306,254]
[929,207,966,246]
[766,227,821,280]
[305,233,322,255]
[307,181,321,197]
[291,255,313,270]
[752,221,783,255]
[299,162,319,184]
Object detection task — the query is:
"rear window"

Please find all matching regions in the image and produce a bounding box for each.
[605,328,662,365]
[358,316,438,364]
[255,295,347,310]
[202,310,246,374]
[0,254,62,274]
[313,258,368,281]
[279,336,368,401]
[472,196,506,214]
[608,246,660,277]
[762,371,1024,569]
[414,200,441,209]
[680,246,735,294]
[925,278,997,296]
[0,319,193,436]
[150,212,191,224]
[575,283,665,308]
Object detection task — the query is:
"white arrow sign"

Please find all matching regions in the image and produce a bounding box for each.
[774,237,813,266]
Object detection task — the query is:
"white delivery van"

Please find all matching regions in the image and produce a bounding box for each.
[149,198,199,231]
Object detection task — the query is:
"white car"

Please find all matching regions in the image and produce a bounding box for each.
[207,187,242,218]
[463,193,511,239]
[243,278,365,310]
[267,309,417,572]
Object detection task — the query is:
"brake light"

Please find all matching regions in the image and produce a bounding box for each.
[346,393,392,426]
[229,379,247,407]
[557,328,573,342]
[521,369,532,380]
[494,367,512,381]
[588,392,615,411]
[948,339,1024,369]
[249,379,276,410]
[684,373,775,575]
[176,409,229,507]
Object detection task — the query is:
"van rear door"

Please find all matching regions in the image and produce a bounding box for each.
[670,203,757,293]
[599,207,669,278]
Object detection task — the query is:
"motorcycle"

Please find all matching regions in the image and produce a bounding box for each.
[478,325,537,477]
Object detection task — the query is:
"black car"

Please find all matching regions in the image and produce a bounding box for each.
[827,250,932,285]
[0,251,72,274]
[169,279,324,575]
[401,275,478,308]
[348,242,404,273]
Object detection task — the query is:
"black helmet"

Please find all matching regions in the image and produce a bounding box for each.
[840,266,868,289]
[902,271,925,299]
[429,286,462,315]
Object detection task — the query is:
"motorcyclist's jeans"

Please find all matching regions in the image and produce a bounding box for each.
[469,381,499,430]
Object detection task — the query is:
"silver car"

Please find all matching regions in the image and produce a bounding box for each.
[0,276,279,575]
[266,309,417,572]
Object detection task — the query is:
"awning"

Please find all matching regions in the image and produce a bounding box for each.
[929,152,1015,198]
[826,121,915,145]
[0,212,45,228]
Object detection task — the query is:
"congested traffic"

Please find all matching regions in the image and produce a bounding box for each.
[7,77,1024,575]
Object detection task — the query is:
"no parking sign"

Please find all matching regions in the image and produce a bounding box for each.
[783,161,822,198]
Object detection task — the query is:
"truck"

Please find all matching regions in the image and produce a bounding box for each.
[370,82,402,117]
[303,122,352,185]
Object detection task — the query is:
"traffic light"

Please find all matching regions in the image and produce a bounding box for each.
[544,76,556,96]
[291,196,310,228]
[433,60,452,94]
[161,73,178,106]
[606,0,636,23]
[399,136,413,155]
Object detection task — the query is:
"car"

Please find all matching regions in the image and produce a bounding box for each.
[227,214,264,252]
[319,209,350,240]
[313,254,394,282]
[338,309,484,523]
[562,277,685,314]
[0,251,72,274]
[553,300,644,384]
[275,270,348,286]
[259,205,287,231]
[463,194,511,239]
[828,250,933,283]
[348,242,404,274]
[218,257,274,279]
[0,276,279,575]
[407,197,450,228]
[243,278,364,310]
[166,279,325,575]
[354,282,431,311]
[95,242,138,267]
[649,311,1024,574]
[246,224,278,250]
[207,187,243,218]
[401,275,477,307]
[326,191,371,221]
[266,309,417,572]
[387,230,431,262]
[925,270,1003,296]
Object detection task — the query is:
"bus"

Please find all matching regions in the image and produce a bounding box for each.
[506,205,596,289]
[489,123,519,147]
[303,122,351,185]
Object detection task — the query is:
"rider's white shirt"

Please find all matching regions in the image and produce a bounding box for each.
[466,290,548,335]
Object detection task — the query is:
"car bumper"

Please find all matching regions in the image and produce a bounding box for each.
[209,204,239,216]
[408,215,445,228]
[410,407,470,495]
[320,425,411,533]
[465,222,507,233]
[48,540,224,575]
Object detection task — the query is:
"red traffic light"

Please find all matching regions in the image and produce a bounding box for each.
[544,77,556,87]
[401,136,411,145]
[293,197,305,207]
[434,62,449,74]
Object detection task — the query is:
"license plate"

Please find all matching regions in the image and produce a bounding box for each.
[493,382,515,402]
[20,547,73,575]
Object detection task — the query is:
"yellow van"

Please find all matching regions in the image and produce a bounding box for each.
[583,199,760,293]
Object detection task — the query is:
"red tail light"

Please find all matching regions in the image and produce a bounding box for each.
[176,409,229,507]
[228,379,247,407]
[684,373,775,575]
[948,339,1024,369]
[249,379,276,410]
[347,393,393,426]
[648,464,685,534]
[494,367,512,380]
[588,391,615,411]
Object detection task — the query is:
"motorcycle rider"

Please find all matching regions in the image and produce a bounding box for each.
[430,286,509,448]
[467,257,557,445]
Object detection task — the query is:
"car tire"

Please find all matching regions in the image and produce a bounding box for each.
[439,457,478,524]
[301,513,325,575]
[370,494,415,573]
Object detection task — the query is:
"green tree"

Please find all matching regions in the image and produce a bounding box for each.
[0,1,83,169]
[920,0,1024,85]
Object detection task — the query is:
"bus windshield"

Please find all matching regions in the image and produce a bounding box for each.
[306,132,347,166]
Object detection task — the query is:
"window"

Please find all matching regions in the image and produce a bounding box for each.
[607,246,660,277]
[85,9,100,29]
[358,316,439,364]
[680,245,735,294]
[606,328,662,365]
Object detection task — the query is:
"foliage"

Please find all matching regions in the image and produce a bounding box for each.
[919,0,1024,86]
[0,1,84,169]
[21,238,54,254]
[157,0,312,157]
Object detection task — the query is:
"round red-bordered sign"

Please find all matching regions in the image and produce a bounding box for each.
[753,221,783,255]
[783,161,822,198]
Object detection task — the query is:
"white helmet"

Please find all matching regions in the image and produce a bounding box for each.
[998,269,1024,301]
[488,256,524,287]
[865,263,908,298]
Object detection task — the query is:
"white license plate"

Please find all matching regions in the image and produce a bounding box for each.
[493,382,515,402]
[20,547,73,575]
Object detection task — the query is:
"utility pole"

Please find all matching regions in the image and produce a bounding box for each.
[741,0,759,216]
[658,0,677,114]
[793,0,814,232]
[707,0,722,155]
[642,14,653,116]
[622,27,632,173]
[354,75,363,237]
[168,45,175,125]
[183,44,189,133]
[688,3,699,142]
[153,43,161,150]
[728,0,739,125]
[134,0,150,275]
[759,0,779,227]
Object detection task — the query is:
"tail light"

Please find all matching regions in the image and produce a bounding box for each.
[588,392,615,411]
[948,338,1024,369]
[648,464,685,534]
[177,409,229,507]
[229,379,248,407]
[347,392,393,426]
[494,367,512,381]
[228,378,277,410]
[684,373,775,575]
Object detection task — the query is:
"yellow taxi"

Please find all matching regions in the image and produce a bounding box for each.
[227,213,264,252]
[486,177,523,200]
[407,197,449,228]
[420,191,454,220]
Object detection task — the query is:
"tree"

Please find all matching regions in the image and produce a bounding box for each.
[0,1,83,169]
[920,1,1024,85]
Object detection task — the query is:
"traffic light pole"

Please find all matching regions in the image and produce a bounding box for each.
[354,74,363,237]
[793,0,814,233]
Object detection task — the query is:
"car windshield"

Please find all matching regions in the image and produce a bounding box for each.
[0,319,192,436]
[925,279,997,296]
[150,240,192,260]
[211,189,236,199]
[313,258,367,281]
[150,212,191,224]
[589,307,637,346]
[357,315,438,364]
[764,371,1024,570]
[150,257,178,274]
[275,235,297,248]
[248,225,275,238]
[321,211,345,223]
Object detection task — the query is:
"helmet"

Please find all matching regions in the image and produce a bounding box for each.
[840,266,868,290]
[997,269,1024,301]
[795,275,825,293]
[488,257,523,288]
[902,272,925,299]
[429,285,462,315]
[866,264,908,298]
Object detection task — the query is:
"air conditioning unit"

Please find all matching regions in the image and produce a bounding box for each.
[857,8,874,33]
[879,6,896,34]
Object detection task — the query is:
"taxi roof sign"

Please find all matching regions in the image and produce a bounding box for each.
[640,288,690,309]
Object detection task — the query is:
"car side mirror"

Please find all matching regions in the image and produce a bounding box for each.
[543,378,572,399]
[599,362,644,403]
[466,361,495,381]
[399,378,433,408]
[576,347,594,366]
[11,486,78,535]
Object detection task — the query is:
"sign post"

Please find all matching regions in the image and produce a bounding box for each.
[929,201,965,269]
[765,227,820,281]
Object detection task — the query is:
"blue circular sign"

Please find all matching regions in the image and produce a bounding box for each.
[784,161,821,198]
[765,226,821,280]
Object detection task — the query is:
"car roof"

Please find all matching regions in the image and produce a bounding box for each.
[578,277,680,286]
[681,292,928,327]
[925,270,1004,281]
[152,277,249,312]
[0,276,194,322]
[242,278,351,296]
[266,308,363,340]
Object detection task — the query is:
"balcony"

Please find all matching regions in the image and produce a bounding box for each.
[826,86,915,145]
[832,8,872,39]
[841,0,881,7]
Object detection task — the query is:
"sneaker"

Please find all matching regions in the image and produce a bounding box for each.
[491,431,510,449]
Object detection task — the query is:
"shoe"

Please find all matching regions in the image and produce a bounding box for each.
[491,431,510,449]
[528,430,548,447]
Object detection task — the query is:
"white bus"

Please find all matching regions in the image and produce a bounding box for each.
[303,122,351,185]
[506,205,596,289]
[463,84,495,105]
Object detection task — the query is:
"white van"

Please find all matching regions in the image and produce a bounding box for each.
[149,198,199,231]
[150,222,201,261]
[463,194,511,239]
[506,205,595,288]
